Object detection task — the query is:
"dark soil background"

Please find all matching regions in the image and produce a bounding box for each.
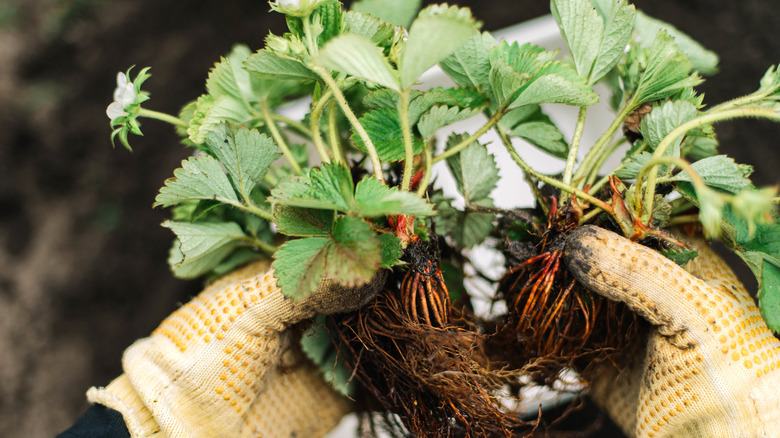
[0,0,777,436]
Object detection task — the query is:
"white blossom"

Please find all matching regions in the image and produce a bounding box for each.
[106,72,136,120]
[276,0,300,7]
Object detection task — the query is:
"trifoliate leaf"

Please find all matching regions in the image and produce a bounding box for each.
[316,34,400,91]
[269,162,355,211]
[343,10,395,45]
[509,121,569,159]
[640,99,698,157]
[634,11,719,76]
[353,177,435,217]
[378,232,403,268]
[274,205,334,237]
[417,105,481,139]
[489,42,597,108]
[155,155,239,207]
[351,0,422,28]
[244,49,318,80]
[206,123,280,202]
[551,0,636,84]
[324,216,382,287]
[408,89,459,124]
[300,314,356,396]
[445,133,499,204]
[399,5,480,89]
[668,155,754,194]
[633,31,702,104]
[351,108,424,161]
[440,32,497,90]
[164,221,249,278]
[273,237,330,299]
[660,248,698,266]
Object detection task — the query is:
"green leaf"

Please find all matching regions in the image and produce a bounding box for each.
[273,237,330,300]
[445,133,499,204]
[187,95,252,144]
[244,49,318,80]
[440,32,497,90]
[660,248,698,266]
[363,88,403,109]
[509,121,569,159]
[551,0,635,83]
[300,314,356,396]
[155,155,239,207]
[399,5,480,89]
[640,99,698,157]
[686,136,719,161]
[269,162,355,211]
[206,123,280,201]
[634,11,719,76]
[164,221,248,278]
[324,216,382,287]
[489,42,598,108]
[758,64,780,95]
[351,108,424,161]
[378,233,403,268]
[206,45,255,103]
[351,0,422,28]
[314,2,342,46]
[274,205,334,237]
[417,105,481,139]
[615,151,653,179]
[668,155,753,194]
[353,177,435,217]
[434,196,494,248]
[633,31,702,104]
[316,33,400,91]
[343,10,395,45]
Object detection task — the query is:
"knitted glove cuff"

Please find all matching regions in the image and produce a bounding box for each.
[87,374,160,438]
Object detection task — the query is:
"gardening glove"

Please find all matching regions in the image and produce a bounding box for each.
[87,260,383,438]
[564,225,780,438]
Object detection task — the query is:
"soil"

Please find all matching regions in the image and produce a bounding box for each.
[0,0,777,436]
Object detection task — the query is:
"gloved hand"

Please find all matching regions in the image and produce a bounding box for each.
[564,225,780,438]
[87,260,383,438]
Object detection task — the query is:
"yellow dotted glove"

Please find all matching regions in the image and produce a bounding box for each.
[564,225,780,438]
[87,260,382,438]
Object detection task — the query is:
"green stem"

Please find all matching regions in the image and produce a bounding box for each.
[310,91,333,164]
[561,107,588,196]
[641,107,780,215]
[227,200,274,222]
[271,114,312,138]
[573,101,637,187]
[242,235,276,255]
[328,100,344,164]
[432,103,507,164]
[302,15,318,56]
[499,131,612,212]
[137,108,188,128]
[635,156,706,216]
[400,89,415,190]
[313,66,384,181]
[261,100,302,175]
[586,137,627,187]
[417,140,434,197]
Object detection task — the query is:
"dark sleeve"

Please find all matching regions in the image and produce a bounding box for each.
[56,404,130,438]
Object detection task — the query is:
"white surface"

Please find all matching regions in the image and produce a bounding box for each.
[316,15,614,437]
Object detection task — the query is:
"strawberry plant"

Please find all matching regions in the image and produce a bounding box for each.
[106,0,780,434]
